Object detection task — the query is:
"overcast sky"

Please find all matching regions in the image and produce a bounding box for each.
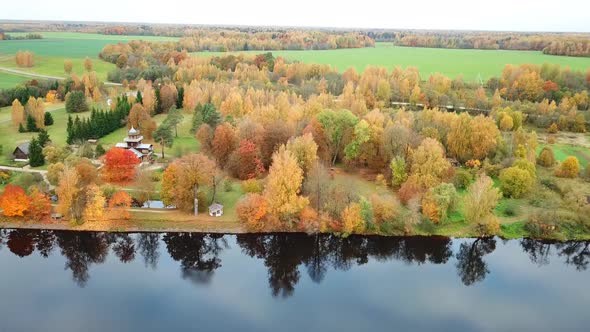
[3,0,589,32]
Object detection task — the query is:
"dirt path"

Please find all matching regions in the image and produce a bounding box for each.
[0,67,122,86]
[0,165,52,189]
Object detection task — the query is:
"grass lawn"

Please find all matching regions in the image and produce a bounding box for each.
[537,143,590,168]
[0,105,91,165]
[0,71,29,88]
[0,31,175,82]
[1,32,177,58]
[0,55,115,81]
[192,42,590,80]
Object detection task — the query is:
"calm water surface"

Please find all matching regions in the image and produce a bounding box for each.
[0,229,588,332]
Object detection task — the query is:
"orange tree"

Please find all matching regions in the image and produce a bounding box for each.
[0,185,31,217]
[104,148,140,183]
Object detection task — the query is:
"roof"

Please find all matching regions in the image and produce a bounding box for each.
[128,148,144,159]
[124,136,143,143]
[137,143,153,150]
[209,203,224,212]
[115,143,128,148]
[14,142,30,154]
[128,126,139,135]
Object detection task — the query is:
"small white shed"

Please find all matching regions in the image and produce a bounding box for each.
[208,203,224,217]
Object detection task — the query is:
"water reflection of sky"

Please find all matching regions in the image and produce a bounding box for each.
[0,232,588,332]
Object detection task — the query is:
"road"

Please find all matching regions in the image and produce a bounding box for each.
[0,165,52,189]
[0,67,122,86]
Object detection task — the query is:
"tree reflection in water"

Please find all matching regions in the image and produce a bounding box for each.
[1,229,589,294]
[236,234,454,297]
[163,233,228,285]
[56,232,109,287]
[137,233,160,270]
[455,237,496,286]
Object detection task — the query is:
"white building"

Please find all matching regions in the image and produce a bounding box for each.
[115,127,154,162]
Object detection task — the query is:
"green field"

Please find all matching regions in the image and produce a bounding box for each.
[0,32,177,82]
[0,71,29,88]
[0,32,177,58]
[0,55,116,81]
[537,143,590,167]
[193,42,590,81]
[0,106,73,165]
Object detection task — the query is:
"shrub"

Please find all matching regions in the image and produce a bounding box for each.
[547,123,558,134]
[465,159,481,168]
[398,176,422,205]
[390,156,407,188]
[236,193,268,230]
[298,207,320,234]
[420,183,458,223]
[370,194,399,225]
[223,180,233,192]
[525,211,562,238]
[499,167,534,198]
[537,147,556,167]
[95,144,106,157]
[501,201,520,217]
[475,215,500,236]
[555,156,580,178]
[482,159,502,177]
[547,135,556,144]
[241,179,263,193]
[453,168,474,190]
[375,174,387,187]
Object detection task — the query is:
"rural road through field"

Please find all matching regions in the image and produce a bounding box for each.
[0,67,122,86]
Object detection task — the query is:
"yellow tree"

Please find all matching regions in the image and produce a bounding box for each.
[84,57,93,72]
[11,99,25,127]
[25,97,45,129]
[83,183,106,221]
[55,166,79,216]
[160,153,217,212]
[264,146,309,218]
[64,59,73,74]
[410,138,451,188]
[142,84,156,115]
[341,202,364,235]
[464,174,501,225]
[285,133,318,174]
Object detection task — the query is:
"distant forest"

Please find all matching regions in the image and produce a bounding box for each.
[1,21,589,56]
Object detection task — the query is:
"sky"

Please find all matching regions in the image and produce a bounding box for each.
[2,0,590,32]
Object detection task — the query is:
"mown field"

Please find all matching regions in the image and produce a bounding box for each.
[0,71,29,88]
[0,32,177,57]
[0,32,177,81]
[193,42,590,81]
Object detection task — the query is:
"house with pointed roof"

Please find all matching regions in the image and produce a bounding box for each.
[13,142,30,161]
[115,127,154,163]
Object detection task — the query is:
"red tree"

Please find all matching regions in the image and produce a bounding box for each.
[28,187,51,222]
[0,185,31,217]
[230,139,265,180]
[543,80,558,92]
[104,148,140,183]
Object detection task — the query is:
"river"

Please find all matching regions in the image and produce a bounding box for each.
[0,229,588,331]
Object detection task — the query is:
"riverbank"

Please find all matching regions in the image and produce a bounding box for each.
[2,211,589,241]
